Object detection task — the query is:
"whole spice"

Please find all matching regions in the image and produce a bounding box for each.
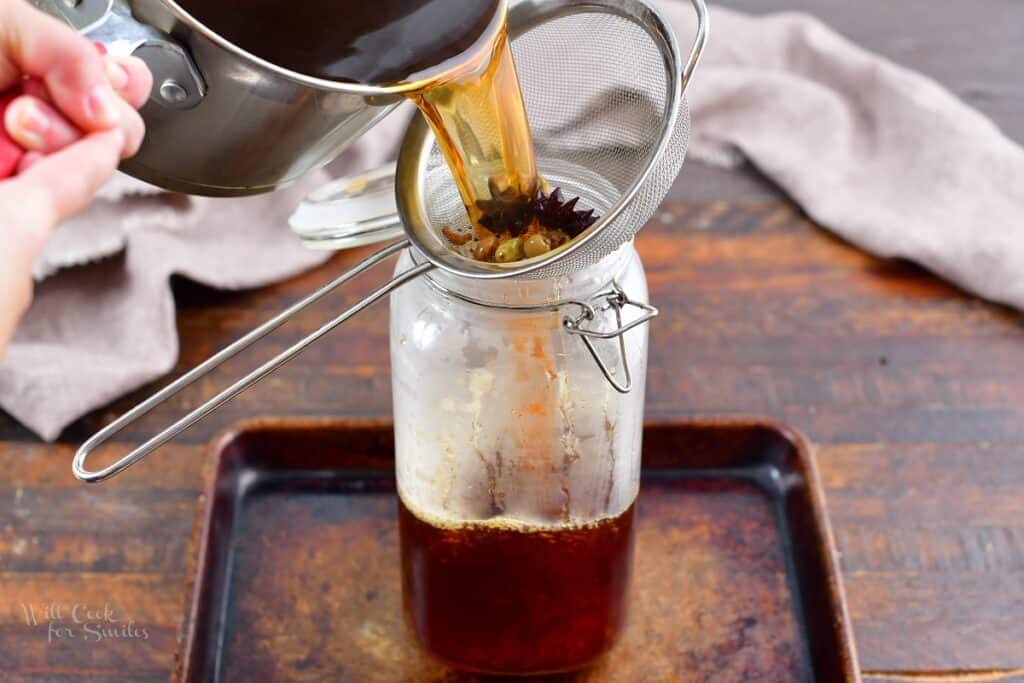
[523,233,551,258]
[454,183,601,263]
[442,226,471,246]
[532,188,598,239]
[476,179,536,236]
[495,237,525,263]
[471,233,499,261]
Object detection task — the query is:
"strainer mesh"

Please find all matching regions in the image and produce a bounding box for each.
[421,8,690,279]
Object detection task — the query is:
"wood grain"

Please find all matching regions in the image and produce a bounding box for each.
[4,193,1022,679]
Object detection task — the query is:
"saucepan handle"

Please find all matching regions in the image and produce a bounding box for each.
[31,0,206,109]
[1,1,206,178]
[72,240,432,483]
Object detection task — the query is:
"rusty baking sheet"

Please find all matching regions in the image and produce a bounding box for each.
[173,419,860,682]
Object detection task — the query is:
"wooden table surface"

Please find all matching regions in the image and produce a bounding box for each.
[3,1,1024,681]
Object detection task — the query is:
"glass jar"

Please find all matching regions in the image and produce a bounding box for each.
[390,242,653,675]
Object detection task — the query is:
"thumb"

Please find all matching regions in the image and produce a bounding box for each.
[0,128,123,255]
[0,128,123,356]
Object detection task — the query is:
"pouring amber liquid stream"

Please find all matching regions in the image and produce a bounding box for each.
[410,26,540,227]
[170,0,630,674]
[398,23,634,674]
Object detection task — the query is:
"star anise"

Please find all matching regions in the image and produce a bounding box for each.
[470,185,600,255]
[475,178,536,237]
[532,188,598,238]
[476,194,535,236]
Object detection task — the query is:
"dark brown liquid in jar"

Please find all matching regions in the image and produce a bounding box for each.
[398,498,636,674]
[173,0,503,85]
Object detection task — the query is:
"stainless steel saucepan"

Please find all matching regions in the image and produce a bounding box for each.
[28,0,507,196]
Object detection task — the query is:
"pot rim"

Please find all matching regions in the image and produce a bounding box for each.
[157,0,510,94]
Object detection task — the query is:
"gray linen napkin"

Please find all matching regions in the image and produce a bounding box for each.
[659,2,1024,307]
[3,3,1024,439]
[0,177,333,440]
[0,110,411,440]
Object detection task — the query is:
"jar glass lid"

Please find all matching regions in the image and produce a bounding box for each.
[289,162,404,250]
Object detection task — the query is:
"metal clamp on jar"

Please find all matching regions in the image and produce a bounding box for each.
[391,242,651,673]
[69,0,707,486]
[65,0,707,673]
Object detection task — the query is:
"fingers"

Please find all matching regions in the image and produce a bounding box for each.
[102,90,145,157]
[4,94,81,152]
[0,0,123,131]
[19,77,49,101]
[17,53,152,108]
[4,90,145,159]
[0,128,124,237]
[112,81,146,156]
[105,55,153,109]
[0,130,123,349]
[16,150,40,172]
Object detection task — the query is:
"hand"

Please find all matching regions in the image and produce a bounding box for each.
[0,0,152,357]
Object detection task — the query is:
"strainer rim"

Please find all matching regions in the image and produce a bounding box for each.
[395,0,686,281]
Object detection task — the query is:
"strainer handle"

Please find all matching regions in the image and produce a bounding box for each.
[72,241,431,483]
[681,0,709,94]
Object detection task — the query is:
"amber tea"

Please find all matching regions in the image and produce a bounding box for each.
[175,0,620,672]
[399,498,636,675]
[176,0,598,263]
[411,27,601,263]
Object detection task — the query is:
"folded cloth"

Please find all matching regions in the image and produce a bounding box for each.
[656,1,1024,307]
[0,108,411,440]
[3,3,1024,440]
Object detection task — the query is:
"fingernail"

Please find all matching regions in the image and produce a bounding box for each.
[105,60,129,91]
[85,85,121,127]
[7,99,49,150]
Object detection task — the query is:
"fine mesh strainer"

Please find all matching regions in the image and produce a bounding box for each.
[72,0,709,482]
